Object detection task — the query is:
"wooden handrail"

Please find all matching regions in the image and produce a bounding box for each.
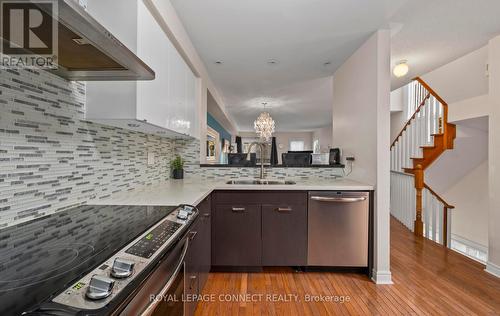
[390,92,431,148]
[414,77,448,106]
[390,77,451,149]
[423,183,455,209]
[415,77,450,138]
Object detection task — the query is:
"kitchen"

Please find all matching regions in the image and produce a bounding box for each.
[0,0,391,315]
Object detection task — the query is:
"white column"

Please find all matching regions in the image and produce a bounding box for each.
[487,36,500,278]
[332,29,392,284]
[375,29,393,284]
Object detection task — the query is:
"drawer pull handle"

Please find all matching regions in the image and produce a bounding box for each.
[276,207,292,212]
[232,207,246,212]
[203,213,211,218]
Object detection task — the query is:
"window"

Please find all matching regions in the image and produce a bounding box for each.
[289,140,305,152]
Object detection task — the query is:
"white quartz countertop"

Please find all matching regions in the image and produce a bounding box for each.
[91,178,373,207]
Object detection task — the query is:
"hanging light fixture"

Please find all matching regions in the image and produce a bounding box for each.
[254,102,275,141]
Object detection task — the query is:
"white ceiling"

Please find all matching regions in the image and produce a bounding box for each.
[171,0,500,132]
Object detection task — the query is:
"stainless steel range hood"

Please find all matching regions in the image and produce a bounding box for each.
[41,0,155,81]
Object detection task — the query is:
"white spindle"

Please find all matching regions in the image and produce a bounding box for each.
[424,189,430,238]
[390,171,416,231]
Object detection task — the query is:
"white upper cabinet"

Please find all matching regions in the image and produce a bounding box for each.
[84,0,199,139]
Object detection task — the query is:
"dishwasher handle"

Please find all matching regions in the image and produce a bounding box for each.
[310,196,367,203]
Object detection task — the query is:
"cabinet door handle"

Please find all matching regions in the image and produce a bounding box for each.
[232,207,246,213]
[203,213,211,218]
[276,207,292,213]
[189,275,197,290]
[189,231,197,240]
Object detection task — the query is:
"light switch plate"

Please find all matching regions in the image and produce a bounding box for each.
[147,152,155,165]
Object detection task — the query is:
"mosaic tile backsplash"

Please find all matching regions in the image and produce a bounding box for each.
[0,68,342,229]
[0,68,176,228]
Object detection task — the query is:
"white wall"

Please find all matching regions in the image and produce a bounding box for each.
[426,122,488,193]
[312,125,333,153]
[390,111,405,143]
[487,36,500,277]
[448,94,490,123]
[390,86,404,112]
[332,30,392,284]
[421,46,489,104]
[444,162,489,247]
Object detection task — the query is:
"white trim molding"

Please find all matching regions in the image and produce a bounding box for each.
[372,269,393,284]
[450,234,488,264]
[485,261,500,278]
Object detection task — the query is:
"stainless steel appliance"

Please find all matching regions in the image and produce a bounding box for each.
[22,204,197,316]
[2,0,155,81]
[307,191,369,267]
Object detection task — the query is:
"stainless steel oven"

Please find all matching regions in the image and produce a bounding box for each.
[119,233,192,316]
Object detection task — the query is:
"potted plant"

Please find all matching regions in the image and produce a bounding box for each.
[170,155,185,179]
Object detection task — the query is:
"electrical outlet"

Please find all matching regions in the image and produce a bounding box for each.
[147,152,155,165]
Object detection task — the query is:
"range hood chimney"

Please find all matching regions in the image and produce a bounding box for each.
[5,0,155,81]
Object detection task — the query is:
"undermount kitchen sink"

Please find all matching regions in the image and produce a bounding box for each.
[225,179,296,185]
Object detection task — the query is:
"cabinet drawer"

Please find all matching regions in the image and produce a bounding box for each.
[214,191,307,205]
[262,204,307,266]
[213,204,261,266]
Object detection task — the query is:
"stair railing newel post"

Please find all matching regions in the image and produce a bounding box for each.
[414,164,424,237]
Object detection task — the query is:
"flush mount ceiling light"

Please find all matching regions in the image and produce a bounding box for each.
[393,60,409,78]
[254,102,275,141]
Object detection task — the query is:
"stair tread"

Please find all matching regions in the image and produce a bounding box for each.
[431,133,444,136]
[420,145,435,149]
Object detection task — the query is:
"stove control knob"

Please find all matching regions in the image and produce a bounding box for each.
[111,258,135,279]
[184,206,194,214]
[86,275,114,300]
[177,209,189,220]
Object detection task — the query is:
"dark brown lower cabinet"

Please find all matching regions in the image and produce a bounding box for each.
[185,195,211,316]
[261,204,307,266]
[212,191,308,267]
[185,219,200,316]
[197,196,211,291]
[213,204,262,266]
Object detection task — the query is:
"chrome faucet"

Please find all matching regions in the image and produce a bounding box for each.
[246,142,266,179]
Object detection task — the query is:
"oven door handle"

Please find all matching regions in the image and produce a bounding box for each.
[140,237,190,316]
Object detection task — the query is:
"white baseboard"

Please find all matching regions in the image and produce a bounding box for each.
[485,261,500,278]
[371,269,393,284]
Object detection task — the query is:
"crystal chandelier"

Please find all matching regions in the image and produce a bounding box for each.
[254,102,275,141]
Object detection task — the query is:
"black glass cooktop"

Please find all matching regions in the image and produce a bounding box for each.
[0,204,176,315]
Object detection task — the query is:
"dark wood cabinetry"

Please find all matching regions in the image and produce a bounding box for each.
[261,203,307,266]
[212,204,262,266]
[185,195,211,316]
[197,196,211,291]
[212,191,308,267]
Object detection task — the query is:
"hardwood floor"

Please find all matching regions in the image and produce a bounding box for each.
[194,217,500,315]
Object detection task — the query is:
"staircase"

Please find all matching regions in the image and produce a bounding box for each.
[390,78,456,246]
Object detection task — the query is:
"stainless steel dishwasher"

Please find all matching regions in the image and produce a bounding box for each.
[307,191,369,267]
